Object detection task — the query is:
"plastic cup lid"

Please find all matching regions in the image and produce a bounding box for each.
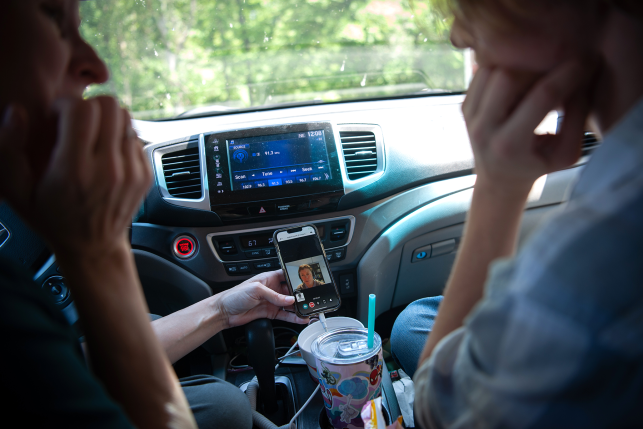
[311,328,381,365]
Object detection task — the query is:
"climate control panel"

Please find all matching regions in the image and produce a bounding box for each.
[206,216,354,275]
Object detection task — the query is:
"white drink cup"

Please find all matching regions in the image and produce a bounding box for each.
[298,316,364,381]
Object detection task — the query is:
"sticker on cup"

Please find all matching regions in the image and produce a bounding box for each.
[312,328,383,429]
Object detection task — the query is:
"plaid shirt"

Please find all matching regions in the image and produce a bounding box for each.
[414,99,643,429]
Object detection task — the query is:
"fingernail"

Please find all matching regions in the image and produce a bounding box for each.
[285,296,295,303]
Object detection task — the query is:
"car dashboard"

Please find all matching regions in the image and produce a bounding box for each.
[18,93,586,324]
[123,93,577,321]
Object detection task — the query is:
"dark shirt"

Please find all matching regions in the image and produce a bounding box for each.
[0,257,133,428]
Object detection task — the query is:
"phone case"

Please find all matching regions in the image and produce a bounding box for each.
[273,225,341,318]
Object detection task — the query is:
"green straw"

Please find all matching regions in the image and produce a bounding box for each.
[368,294,376,348]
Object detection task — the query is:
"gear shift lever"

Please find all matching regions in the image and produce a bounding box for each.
[246,318,278,413]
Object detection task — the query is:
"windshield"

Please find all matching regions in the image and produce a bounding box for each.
[80,0,469,120]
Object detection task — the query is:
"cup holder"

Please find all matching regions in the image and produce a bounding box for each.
[318,403,390,429]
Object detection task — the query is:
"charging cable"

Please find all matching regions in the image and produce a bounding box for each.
[318,312,328,332]
[287,384,320,429]
[275,339,299,370]
[247,338,322,429]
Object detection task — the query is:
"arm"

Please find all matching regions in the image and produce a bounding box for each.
[0,98,195,428]
[419,59,596,365]
[152,270,307,364]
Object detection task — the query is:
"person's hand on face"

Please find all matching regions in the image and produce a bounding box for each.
[463,58,599,195]
[215,270,308,329]
[0,1,149,259]
[0,97,152,259]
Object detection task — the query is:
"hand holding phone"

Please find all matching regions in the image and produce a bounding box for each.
[273,225,341,317]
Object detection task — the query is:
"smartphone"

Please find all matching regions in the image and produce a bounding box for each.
[273,225,341,317]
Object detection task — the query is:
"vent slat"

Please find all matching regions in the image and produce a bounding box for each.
[166,177,201,186]
[162,158,200,167]
[340,131,378,180]
[343,146,376,151]
[340,140,377,145]
[162,146,202,199]
[581,132,601,157]
[168,184,202,192]
[163,165,200,173]
[347,165,378,171]
[345,159,377,164]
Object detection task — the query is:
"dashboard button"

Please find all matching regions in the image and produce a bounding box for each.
[237,262,252,273]
[218,240,237,255]
[326,248,345,263]
[339,274,355,295]
[276,203,297,214]
[248,204,276,216]
[263,248,276,257]
[225,264,239,275]
[411,245,432,263]
[245,250,263,259]
[253,259,279,271]
[330,226,347,241]
[173,235,197,259]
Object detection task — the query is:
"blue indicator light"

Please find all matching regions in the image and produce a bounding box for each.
[416,251,427,260]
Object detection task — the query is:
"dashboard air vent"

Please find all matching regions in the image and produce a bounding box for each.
[340,131,378,180]
[161,144,202,199]
[581,131,601,157]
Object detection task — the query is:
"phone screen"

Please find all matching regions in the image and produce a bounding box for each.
[274,226,341,317]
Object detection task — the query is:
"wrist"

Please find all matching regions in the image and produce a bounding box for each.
[54,236,130,265]
[208,294,231,331]
[54,238,133,283]
[474,175,533,203]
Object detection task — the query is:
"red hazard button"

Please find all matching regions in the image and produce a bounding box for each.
[173,236,197,259]
[248,205,275,216]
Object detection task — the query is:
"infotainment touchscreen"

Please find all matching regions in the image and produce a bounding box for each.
[227,130,331,191]
[205,122,344,210]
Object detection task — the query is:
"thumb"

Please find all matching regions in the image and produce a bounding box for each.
[0,105,33,205]
[258,285,296,307]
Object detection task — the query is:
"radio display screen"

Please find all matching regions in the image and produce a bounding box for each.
[227,130,331,191]
[205,122,344,208]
